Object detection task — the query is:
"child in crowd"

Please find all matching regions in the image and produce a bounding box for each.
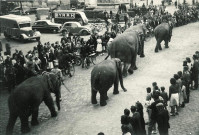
[160,86,169,109]
[96,36,103,55]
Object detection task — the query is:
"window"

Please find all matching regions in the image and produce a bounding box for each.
[71,23,77,27]
[19,23,31,28]
[64,23,71,27]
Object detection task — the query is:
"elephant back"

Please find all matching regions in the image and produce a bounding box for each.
[109,31,139,63]
[91,60,117,90]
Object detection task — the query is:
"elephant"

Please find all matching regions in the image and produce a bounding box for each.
[6,72,61,135]
[125,23,149,57]
[154,22,173,52]
[91,58,127,106]
[105,24,148,77]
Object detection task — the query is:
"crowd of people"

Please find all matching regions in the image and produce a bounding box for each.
[120,52,199,135]
[0,30,117,92]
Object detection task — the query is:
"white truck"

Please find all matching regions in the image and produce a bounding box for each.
[0,14,41,42]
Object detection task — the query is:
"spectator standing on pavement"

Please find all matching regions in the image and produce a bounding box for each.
[160,86,169,109]
[175,1,177,8]
[121,115,133,135]
[179,80,187,107]
[156,103,170,135]
[169,78,179,116]
[5,42,11,56]
[145,87,152,124]
[130,105,143,135]
[182,66,191,103]
[191,55,199,90]
[135,101,146,135]
[148,91,162,135]
[116,12,120,24]
[96,36,103,56]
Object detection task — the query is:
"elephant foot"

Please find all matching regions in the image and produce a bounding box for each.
[21,126,30,134]
[51,111,57,117]
[100,101,107,106]
[113,91,119,94]
[159,47,162,50]
[123,88,127,92]
[155,49,158,53]
[105,96,109,100]
[92,100,98,104]
[31,120,39,126]
[165,46,169,48]
[122,72,127,77]
[140,54,145,58]
[128,68,134,74]
[133,66,138,70]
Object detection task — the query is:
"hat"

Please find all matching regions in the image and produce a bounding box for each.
[156,103,163,107]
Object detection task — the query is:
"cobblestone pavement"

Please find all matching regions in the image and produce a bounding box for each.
[169,89,199,135]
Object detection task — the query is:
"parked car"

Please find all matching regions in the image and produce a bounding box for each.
[25,7,38,14]
[9,6,29,15]
[32,20,62,33]
[59,22,91,36]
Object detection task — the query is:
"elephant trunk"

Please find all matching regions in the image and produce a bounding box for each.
[118,66,127,92]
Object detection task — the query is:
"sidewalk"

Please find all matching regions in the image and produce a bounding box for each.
[168,89,199,135]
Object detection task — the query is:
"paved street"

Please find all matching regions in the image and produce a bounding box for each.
[1,5,199,135]
[1,20,199,135]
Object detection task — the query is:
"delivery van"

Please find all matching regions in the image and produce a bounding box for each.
[53,10,88,25]
[0,14,41,42]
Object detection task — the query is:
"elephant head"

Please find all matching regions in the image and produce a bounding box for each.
[42,72,61,110]
[113,58,127,92]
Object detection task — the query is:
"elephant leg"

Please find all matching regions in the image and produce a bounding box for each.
[159,44,162,50]
[122,62,128,77]
[128,52,137,73]
[6,113,18,135]
[19,114,30,134]
[105,92,109,100]
[165,40,169,48]
[155,39,161,52]
[91,88,98,104]
[113,77,119,94]
[31,108,39,126]
[43,95,57,117]
[140,41,145,58]
[100,92,107,106]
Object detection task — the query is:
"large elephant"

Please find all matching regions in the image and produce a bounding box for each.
[91,58,127,106]
[154,22,173,52]
[6,72,61,135]
[105,24,147,76]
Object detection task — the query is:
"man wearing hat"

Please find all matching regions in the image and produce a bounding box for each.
[156,103,170,135]
[191,54,199,90]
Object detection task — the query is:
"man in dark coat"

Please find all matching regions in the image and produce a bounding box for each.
[148,93,163,135]
[156,103,170,135]
[130,105,143,135]
[191,54,199,89]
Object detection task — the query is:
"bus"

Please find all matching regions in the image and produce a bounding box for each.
[53,10,88,25]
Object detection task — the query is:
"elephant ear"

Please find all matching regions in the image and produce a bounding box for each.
[42,72,55,93]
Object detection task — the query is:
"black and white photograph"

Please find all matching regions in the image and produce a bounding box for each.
[0,0,199,134]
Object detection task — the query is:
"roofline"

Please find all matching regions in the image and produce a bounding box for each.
[0,15,31,23]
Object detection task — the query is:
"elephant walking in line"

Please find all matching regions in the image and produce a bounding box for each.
[6,72,61,135]
[154,22,173,52]
[105,24,148,77]
[91,58,127,106]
